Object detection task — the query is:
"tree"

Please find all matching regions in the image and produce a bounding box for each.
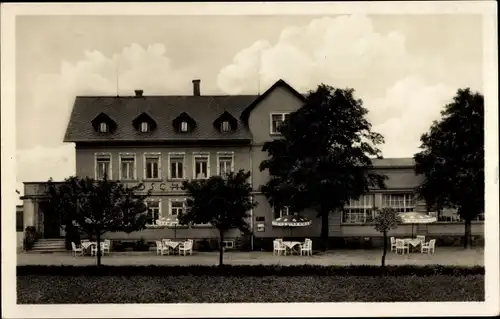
[45,175,151,266]
[180,170,257,266]
[373,207,402,267]
[414,88,484,249]
[260,84,387,251]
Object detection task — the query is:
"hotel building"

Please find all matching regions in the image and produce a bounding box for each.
[21,79,484,249]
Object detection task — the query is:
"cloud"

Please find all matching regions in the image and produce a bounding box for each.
[217,14,459,158]
[18,43,196,184]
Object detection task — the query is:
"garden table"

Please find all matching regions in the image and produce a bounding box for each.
[282,241,302,255]
[403,238,423,252]
[164,241,182,255]
[81,242,97,255]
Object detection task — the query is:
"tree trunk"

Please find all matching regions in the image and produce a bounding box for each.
[321,211,329,251]
[96,233,102,267]
[464,219,472,249]
[381,231,387,268]
[219,229,224,267]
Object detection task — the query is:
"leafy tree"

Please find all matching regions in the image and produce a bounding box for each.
[414,88,484,249]
[45,175,151,266]
[373,207,402,267]
[180,170,257,266]
[260,84,387,251]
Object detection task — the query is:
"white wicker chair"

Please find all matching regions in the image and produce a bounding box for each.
[179,241,193,256]
[273,240,286,256]
[390,237,397,252]
[421,239,436,254]
[395,239,409,254]
[300,239,312,256]
[71,242,83,257]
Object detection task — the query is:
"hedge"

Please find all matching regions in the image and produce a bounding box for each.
[17,264,484,277]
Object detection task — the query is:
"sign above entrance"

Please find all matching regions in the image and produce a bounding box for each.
[123,181,184,192]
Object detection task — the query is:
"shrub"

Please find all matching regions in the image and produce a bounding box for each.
[22,226,38,251]
[16,264,485,277]
[111,240,126,252]
[133,238,150,252]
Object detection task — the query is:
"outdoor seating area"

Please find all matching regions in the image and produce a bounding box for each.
[71,239,111,257]
[273,238,313,256]
[156,239,194,256]
[391,236,437,255]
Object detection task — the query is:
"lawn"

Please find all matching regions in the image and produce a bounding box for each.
[17,274,484,303]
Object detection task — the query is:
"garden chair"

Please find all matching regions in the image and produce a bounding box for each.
[101,241,110,255]
[390,237,397,252]
[156,241,169,256]
[395,239,409,255]
[300,239,312,256]
[71,242,84,257]
[273,240,286,256]
[416,235,425,243]
[421,239,436,254]
[179,241,193,256]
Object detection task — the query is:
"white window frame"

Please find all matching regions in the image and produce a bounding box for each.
[217,151,235,176]
[273,206,290,219]
[342,194,375,224]
[169,198,186,217]
[193,152,210,179]
[140,122,149,133]
[119,153,137,181]
[99,122,108,133]
[167,152,186,180]
[94,152,112,180]
[180,121,188,132]
[145,199,162,226]
[270,112,290,135]
[143,152,162,180]
[221,121,231,132]
[382,193,415,213]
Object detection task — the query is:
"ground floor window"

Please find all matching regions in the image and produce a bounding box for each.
[342,194,375,223]
[382,193,414,213]
[145,200,161,225]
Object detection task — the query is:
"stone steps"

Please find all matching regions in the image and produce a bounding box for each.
[29,238,67,253]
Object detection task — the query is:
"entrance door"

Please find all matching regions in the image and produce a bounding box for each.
[40,201,62,238]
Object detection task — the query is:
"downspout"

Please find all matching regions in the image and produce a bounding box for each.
[249,144,254,251]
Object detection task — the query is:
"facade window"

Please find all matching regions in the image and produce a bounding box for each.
[146,200,161,226]
[193,153,210,179]
[342,194,375,224]
[119,154,136,180]
[180,121,188,132]
[273,206,290,219]
[99,122,108,133]
[221,121,231,132]
[270,113,290,134]
[169,153,185,180]
[144,153,161,180]
[95,153,111,180]
[382,193,414,213]
[217,152,234,176]
[140,122,149,133]
[170,199,185,216]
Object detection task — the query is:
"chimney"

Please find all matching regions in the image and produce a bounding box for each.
[192,79,201,96]
[134,89,144,97]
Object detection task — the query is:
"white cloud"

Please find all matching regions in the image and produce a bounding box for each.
[18,43,195,184]
[217,14,458,158]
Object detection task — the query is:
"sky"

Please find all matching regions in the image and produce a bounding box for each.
[15,14,483,195]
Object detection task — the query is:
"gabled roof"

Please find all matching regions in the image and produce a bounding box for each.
[240,79,306,122]
[172,111,197,131]
[64,95,258,143]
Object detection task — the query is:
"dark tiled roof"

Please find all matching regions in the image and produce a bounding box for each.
[64,95,258,143]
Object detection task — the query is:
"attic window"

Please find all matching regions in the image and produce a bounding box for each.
[99,122,108,133]
[221,121,231,133]
[180,121,188,132]
[140,122,149,133]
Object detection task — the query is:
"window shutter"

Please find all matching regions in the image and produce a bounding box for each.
[158,156,162,178]
[143,156,147,180]
[231,155,235,172]
[182,156,186,179]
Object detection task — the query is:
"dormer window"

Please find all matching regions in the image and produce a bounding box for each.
[180,121,188,132]
[132,112,157,133]
[213,111,238,134]
[140,122,149,133]
[91,112,117,134]
[172,112,196,134]
[221,121,231,133]
[99,122,108,133]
